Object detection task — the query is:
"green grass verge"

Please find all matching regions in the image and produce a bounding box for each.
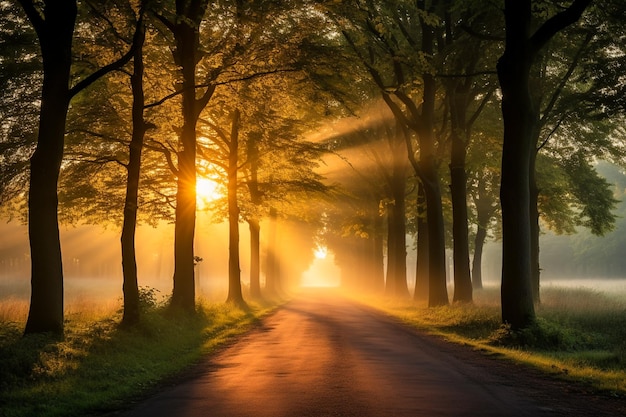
[0,298,281,417]
[366,286,626,397]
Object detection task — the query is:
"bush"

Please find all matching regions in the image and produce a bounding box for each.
[488,318,594,351]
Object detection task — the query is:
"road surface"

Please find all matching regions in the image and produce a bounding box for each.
[117,290,625,417]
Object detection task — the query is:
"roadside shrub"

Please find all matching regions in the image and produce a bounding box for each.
[488,318,594,351]
[138,286,162,311]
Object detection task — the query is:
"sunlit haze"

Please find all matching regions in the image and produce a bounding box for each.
[314,245,328,259]
[302,248,340,288]
[196,177,223,207]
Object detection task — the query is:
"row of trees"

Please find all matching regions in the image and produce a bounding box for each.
[1,0,625,334]
[3,0,340,333]
[315,0,625,329]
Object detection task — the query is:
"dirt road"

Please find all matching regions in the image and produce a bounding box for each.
[118,290,625,417]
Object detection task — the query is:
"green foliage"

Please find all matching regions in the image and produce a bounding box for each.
[536,154,577,235]
[562,154,619,236]
[136,286,166,312]
[0,2,39,207]
[488,318,595,351]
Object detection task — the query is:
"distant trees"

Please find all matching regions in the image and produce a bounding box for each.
[331,0,450,306]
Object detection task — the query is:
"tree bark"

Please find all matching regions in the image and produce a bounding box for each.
[265,206,279,297]
[498,0,590,329]
[421,167,449,307]
[419,70,448,307]
[384,207,396,296]
[529,149,541,304]
[169,0,211,311]
[471,225,486,290]
[385,164,409,298]
[226,109,246,308]
[245,132,262,299]
[121,16,146,327]
[21,0,77,335]
[414,183,429,301]
[389,129,410,298]
[498,2,536,329]
[471,181,494,290]
[170,33,198,310]
[449,96,473,303]
[372,209,386,293]
[248,218,261,299]
[417,9,448,307]
[20,0,142,333]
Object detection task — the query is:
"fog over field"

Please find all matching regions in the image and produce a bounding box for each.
[3,216,626,309]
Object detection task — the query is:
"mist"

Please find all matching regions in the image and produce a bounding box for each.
[0,211,335,307]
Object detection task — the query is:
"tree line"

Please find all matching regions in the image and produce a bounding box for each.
[1,0,625,334]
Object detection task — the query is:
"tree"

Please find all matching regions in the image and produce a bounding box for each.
[319,106,411,296]
[440,7,499,302]
[154,0,213,312]
[331,0,449,306]
[226,109,245,307]
[467,130,501,290]
[526,4,626,303]
[497,0,591,329]
[17,0,137,334]
[120,4,148,326]
[199,106,247,308]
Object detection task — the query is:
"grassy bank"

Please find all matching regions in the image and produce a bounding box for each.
[0,293,280,417]
[369,285,626,396]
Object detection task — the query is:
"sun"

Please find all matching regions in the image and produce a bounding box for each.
[314,245,328,259]
[196,178,222,206]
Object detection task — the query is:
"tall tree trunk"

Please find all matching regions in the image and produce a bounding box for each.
[248,218,261,299]
[529,149,541,304]
[471,182,493,290]
[121,18,146,327]
[389,175,409,298]
[226,109,246,308]
[497,6,536,329]
[414,183,429,301]
[265,207,279,297]
[421,168,449,307]
[449,83,473,303]
[246,133,262,299]
[449,130,472,303]
[420,70,448,307]
[21,0,141,333]
[388,129,410,298]
[417,9,448,307]
[372,208,385,293]
[384,208,395,295]
[170,44,198,310]
[22,0,77,335]
[169,1,211,311]
[471,224,486,290]
[498,0,590,329]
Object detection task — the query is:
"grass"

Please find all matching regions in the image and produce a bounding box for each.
[0,290,281,417]
[3,284,625,415]
[366,285,626,397]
